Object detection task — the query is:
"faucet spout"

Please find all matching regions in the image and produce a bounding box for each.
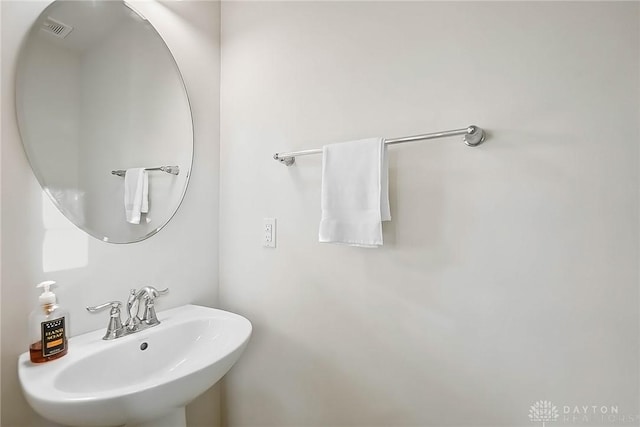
[125,289,141,330]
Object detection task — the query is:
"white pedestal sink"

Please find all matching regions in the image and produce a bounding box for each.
[18,304,252,427]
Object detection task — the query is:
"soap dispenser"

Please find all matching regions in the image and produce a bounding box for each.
[29,280,69,363]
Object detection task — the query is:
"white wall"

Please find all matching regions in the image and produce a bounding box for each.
[1,1,220,426]
[220,2,639,426]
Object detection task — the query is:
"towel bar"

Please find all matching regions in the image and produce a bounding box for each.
[111,166,180,177]
[273,125,486,166]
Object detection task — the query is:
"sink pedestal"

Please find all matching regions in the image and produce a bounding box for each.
[125,408,186,427]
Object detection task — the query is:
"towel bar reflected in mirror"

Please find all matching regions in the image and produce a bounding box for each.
[111,165,180,177]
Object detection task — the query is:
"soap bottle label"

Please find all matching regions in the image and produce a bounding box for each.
[41,317,65,357]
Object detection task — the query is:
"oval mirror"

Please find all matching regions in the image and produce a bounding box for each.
[16,0,193,243]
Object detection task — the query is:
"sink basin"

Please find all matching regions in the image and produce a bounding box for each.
[18,304,252,427]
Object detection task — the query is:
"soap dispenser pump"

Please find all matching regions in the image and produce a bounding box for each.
[29,280,69,363]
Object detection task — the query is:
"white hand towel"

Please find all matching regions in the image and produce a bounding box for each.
[124,168,149,224]
[141,171,149,214]
[319,137,391,247]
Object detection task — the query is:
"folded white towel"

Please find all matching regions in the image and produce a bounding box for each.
[124,168,149,224]
[319,137,391,247]
[141,171,149,215]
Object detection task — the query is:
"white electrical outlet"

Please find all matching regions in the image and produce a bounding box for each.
[263,218,276,248]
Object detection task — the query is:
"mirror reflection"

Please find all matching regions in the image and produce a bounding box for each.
[16,0,193,243]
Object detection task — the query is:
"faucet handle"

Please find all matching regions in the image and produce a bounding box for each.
[86,301,122,314]
[145,286,169,298]
[139,287,168,326]
[86,301,124,340]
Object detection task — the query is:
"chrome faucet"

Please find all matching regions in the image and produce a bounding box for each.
[87,286,169,340]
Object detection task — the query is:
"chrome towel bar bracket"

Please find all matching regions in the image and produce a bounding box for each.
[273,125,486,166]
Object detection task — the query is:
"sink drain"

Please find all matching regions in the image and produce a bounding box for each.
[140,342,148,351]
